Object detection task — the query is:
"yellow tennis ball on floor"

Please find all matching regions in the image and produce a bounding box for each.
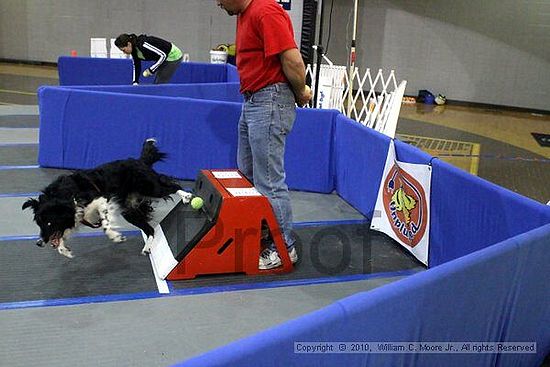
[191,197,204,210]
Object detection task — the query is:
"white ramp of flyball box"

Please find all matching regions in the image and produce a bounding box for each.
[141,224,178,281]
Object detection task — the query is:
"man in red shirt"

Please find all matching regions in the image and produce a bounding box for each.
[217,0,312,269]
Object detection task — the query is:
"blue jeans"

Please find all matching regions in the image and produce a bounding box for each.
[238,83,296,250]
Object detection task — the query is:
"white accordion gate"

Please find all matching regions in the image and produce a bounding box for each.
[306,64,407,139]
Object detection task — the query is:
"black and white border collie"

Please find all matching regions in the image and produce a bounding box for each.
[22,139,192,258]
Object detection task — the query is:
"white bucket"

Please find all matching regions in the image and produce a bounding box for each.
[210,50,228,64]
[90,38,108,58]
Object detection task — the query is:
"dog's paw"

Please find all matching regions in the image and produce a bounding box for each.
[58,246,74,259]
[141,237,154,255]
[113,234,127,243]
[177,190,193,204]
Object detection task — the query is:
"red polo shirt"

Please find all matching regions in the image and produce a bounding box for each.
[236,0,297,93]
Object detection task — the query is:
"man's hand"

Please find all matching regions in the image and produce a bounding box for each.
[296,85,312,107]
[280,49,310,106]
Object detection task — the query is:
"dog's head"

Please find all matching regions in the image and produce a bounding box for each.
[22,196,76,246]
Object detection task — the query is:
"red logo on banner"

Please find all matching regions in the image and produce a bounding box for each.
[382,164,428,247]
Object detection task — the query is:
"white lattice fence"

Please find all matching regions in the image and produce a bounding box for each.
[306,64,407,139]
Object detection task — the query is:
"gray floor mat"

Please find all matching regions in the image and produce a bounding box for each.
[170,224,424,290]
[0,128,38,144]
[0,275,407,367]
[0,235,156,303]
[0,105,39,115]
[290,190,365,223]
[0,115,39,128]
[0,167,72,193]
[0,224,422,305]
[0,145,38,166]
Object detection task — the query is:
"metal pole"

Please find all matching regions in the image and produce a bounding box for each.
[313,0,324,108]
[347,0,358,115]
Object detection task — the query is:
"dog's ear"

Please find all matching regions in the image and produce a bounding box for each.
[22,198,39,211]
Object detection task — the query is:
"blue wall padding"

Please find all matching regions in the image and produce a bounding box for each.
[334,115,391,217]
[65,83,243,103]
[226,64,240,83]
[394,138,433,164]
[38,87,241,179]
[58,57,131,85]
[285,109,338,193]
[334,116,434,218]
[429,158,550,266]
[173,223,550,367]
[37,87,335,192]
[58,57,231,85]
[332,115,550,266]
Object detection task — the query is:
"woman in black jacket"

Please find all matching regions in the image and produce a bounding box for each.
[115,33,183,85]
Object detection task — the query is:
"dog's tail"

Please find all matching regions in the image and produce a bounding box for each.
[140,138,167,166]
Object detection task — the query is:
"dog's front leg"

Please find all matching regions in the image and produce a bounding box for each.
[120,209,155,256]
[56,238,74,258]
[97,198,126,243]
[141,236,154,256]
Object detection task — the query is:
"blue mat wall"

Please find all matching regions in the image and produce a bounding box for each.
[65,83,243,103]
[226,64,240,83]
[429,158,550,265]
[38,87,241,178]
[37,86,336,193]
[175,223,550,367]
[333,114,550,266]
[58,57,235,86]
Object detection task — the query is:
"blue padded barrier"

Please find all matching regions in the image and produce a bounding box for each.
[38,87,241,179]
[429,158,550,266]
[334,114,391,217]
[37,87,335,193]
[226,64,240,83]
[58,57,132,86]
[333,114,550,266]
[285,108,338,193]
[334,116,433,216]
[173,223,550,367]
[334,118,434,215]
[65,83,243,103]
[58,57,232,85]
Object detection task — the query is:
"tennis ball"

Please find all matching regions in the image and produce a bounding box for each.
[191,197,204,210]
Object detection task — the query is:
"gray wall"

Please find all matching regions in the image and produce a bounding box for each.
[1,0,549,110]
[0,0,302,63]
[319,0,550,110]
